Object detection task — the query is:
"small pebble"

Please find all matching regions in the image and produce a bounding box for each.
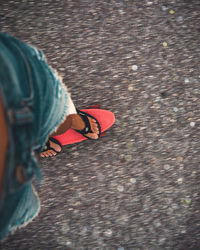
[177,156,183,162]
[164,60,168,65]
[185,198,191,204]
[172,203,179,210]
[131,65,138,71]
[119,10,125,15]
[159,238,166,244]
[161,6,168,11]
[119,154,124,159]
[190,122,195,127]
[173,107,178,112]
[153,219,161,227]
[92,228,100,237]
[118,247,125,250]
[81,226,88,235]
[130,178,137,184]
[169,10,175,15]
[164,164,170,170]
[128,85,134,91]
[184,78,189,83]
[167,207,173,214]
[146,1,153,6]
[176,16,183,22]
[126,141,134,149]
[125,54,132,59]
[117,185,124,192]
[162,42,168,47]
[66,241,72,246]
[145,27,150,33]
[61,223,70,233]
[124,155,133,162]
[177,178,183,184]
[104,229,113,237]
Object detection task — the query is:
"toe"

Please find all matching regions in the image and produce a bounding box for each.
[40,140,61,158]
[42,152,48,157]
[47,150,54,157]
[90,120,99,134]
[49,141,61,153]
[42,153,47,158]
[94,126,99,134]
[44,151,51,157]
[48,151,53,157]
[45,152,50,157]
[93,128,99,134]
[50,150,56,156]
[86,133,98,139]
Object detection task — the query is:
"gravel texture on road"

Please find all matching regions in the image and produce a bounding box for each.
[0,0,200,249]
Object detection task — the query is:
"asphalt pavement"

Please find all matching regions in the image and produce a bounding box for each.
[0,0,200,249]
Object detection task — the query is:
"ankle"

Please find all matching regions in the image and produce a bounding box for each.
[71,114,84,130]
[51,115,73,136]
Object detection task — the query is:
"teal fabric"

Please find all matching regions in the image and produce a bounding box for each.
[0,33,69,240]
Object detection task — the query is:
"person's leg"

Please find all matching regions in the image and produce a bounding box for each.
[40,97,99,158]
[53,95,99,138]
[52,114,99,138]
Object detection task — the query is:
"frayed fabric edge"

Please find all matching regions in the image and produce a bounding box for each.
[0,185,41,242]
[45,67,77,136]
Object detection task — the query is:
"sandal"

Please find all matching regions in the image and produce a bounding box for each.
[74,109,101,139]
[42,137,62,154]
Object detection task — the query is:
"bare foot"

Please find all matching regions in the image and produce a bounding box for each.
[40,112,99,158]
[71,114,99,139]
[40,140,62,158]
